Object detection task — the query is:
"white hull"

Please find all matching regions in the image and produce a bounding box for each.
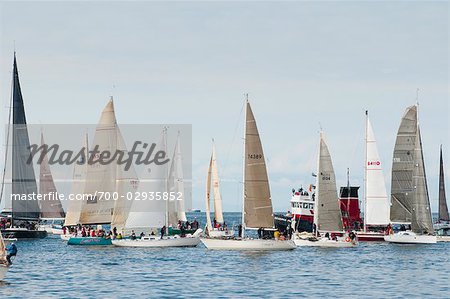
[112,236,200,248]
[384,231,437,244]
[437,236,450,242]
[294,237,357,248]
[201,238,296,251]
[39,225,53,233]
[207,230,235,238]
[0,265,8,281]
[60,234,72,241]
[51,228,64,235]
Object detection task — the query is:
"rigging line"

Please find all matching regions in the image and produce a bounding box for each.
[0,65,14,204]
[221,98,245,179]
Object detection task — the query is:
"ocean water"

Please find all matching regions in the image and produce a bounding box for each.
[0,212,448,298]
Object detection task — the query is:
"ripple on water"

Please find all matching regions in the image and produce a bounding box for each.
[0,214,449,298]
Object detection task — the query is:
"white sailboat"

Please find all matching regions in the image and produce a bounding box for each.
[204,141,234,238]
[357,111,390,241]
[384,105,436,244]
[293,132,358,247]
[68,98,139,245]
[201,99,295,251]
[61,134,89,240]
[112,130,202,248]
[0,233,9,281]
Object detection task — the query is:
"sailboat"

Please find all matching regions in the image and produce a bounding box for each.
[293,132,358,247]
[68,99,138,245]
[60,134,89,241]
[357,111,390,241]
[38,133,66,235]
[0,233,10,280]
[0,54,47,239]
[384,105,436,244]
[434,146,450,242]
[112,131,202,248]
[204,141,234,238]
[201,99,295,251]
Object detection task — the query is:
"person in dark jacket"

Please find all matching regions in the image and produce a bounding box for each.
[6,242,18,265]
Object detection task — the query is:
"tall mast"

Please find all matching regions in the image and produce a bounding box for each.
[363,110,368,232]
[163,128,169,235]
[241,94,248,238]
[313,130,321,237]
[0,55,14,207]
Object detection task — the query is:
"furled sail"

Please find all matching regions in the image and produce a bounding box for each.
[167,133,187,226]
[314,132,343,232]
[364,112,390,226]
[11,54,41,221]
[79,100,118,225]
[110,127,139,232]
[205,142,224,231]
[411,127,434,234]
[390,105,417,224]
[39,133,65,219]
[243,102,274,229]
[124,129,168,231]
[64,134,88,226]
[438,146,450,222]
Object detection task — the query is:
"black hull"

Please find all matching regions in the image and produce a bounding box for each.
[2,229,48,239]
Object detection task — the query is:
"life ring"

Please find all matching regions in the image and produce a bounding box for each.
[345,237,351,242]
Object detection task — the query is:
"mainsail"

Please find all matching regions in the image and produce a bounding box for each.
[123,129,168,231]
[11,54,41,221]
[411,127,434,234]
[64,134,88,226]
[39,133,65,219]
[110,127,139,232]
[167,133,187,225]
[79,100,119,225]
[390,105,417,224]
[314,132,343,232]
[243,102,274,229]
[205,142,224,231]
[438,146,450,222]
[364,112,389,227]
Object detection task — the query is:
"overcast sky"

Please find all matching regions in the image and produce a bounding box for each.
[0,1,448,212]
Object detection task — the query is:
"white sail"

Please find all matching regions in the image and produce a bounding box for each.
[364,113,390,227]
[167,133,187,225]
[212,145,224,223]
[64,134,88,226]
[110,127,139,232]
[314,132,343,232]
[205,148,213,232]
[79,100,118,225]
[205,142,224,231]
[124,129,168,231]
[39,133,65,219]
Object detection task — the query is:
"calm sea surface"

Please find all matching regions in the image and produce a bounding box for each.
[0,212,448,298]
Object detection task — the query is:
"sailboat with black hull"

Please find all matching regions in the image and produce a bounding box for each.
[0,54,47,239]
[0,53,47,239]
